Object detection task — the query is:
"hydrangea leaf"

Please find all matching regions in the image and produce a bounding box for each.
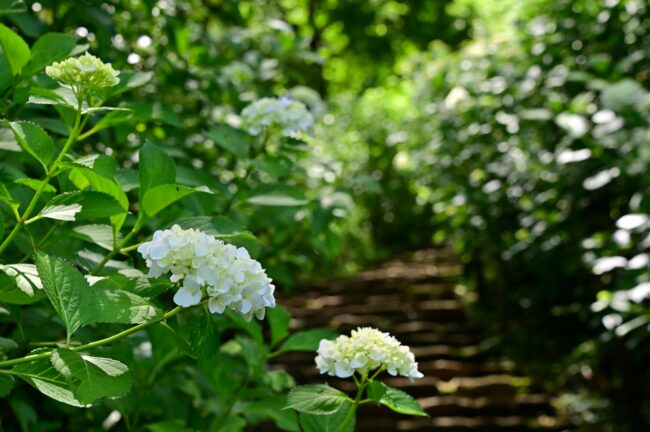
[138,142,176,200]
[51,349,132,404]
[285,384,351,415]
[206,124,251,159]
[22,33,77,78]
[274,328,337,355]
[39,191,125,222]
[266,305,292,346]
[366,381,428,417]
[13,354,88,407]
[298,403,355,432]
[81,284,161,325]
[35,253,91,342]
[6,121,55,173]
[0,263,41,297]
[246,184,308,207]
[141,184,212,219]
[0,23,29,76]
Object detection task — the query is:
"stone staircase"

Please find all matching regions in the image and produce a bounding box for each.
[271,249,571,431]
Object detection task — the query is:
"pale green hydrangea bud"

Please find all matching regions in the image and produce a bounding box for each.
[45,53,120,95]
[315,327,424,380]
[138,225,276,321]
[241,96,314,137]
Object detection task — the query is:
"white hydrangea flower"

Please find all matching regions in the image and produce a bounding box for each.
[314,327,424,380]
[46,53,120,94]
[241,96,314,137]
[137,225,276,321]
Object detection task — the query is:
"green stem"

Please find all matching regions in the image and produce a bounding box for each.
[0,301,205,369]
[338,374,368,432]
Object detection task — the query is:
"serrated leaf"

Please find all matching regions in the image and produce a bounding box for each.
[6,121,55,172]
[22,33,77,78]
[102,70,152,97]
[40,191,125,222]
[267,306,291,346]
[367,382,428,417]
[0,181,19,211]
[206,124,251,159]
[93,102,182,132]
[0,263,41,297]
[285,384,351,415]
[51,349,132,404]
[275,328,337,355]
[82,285,161,325]
[13,355,88,407]
[298,403,355,432]
[0,22,29,75]
[35,253,90,342]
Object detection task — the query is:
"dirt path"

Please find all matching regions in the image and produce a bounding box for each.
[272,250,570,431]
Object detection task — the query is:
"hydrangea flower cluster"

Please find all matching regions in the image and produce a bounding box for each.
[46,53,120,94]
[137,225,276,321]
[315,327,424,380]
[241,96,314,137]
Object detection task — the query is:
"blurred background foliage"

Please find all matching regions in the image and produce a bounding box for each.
[1,0,649,430]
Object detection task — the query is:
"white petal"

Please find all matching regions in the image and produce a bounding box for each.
[173,286,202,307]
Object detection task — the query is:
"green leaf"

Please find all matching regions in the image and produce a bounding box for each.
[22,33,77,78]
[140,184,211,219]
[275,328,337,355]
[174,216,257,241]
[39,191,125,222]
[35,253,90,342]
[68,166,129,230]
[0,181,19,212]
[0,22,29,75]
[267,306,291,346]
[0,336,18,357]
[82,284,161,325]
[138,142,176,201]
[70,154,116,179]
[93,102,182,132]
[247,184,309,207]
[246,396,299,431]
[285,384,351,415]
[102,70,152,97]
[0,0,27,15]
[13,178,56,194]
[6,121,55,172]
[206,124,251,159]
[0,263,41,297]
[0,374,14,397]
[68,224,118,251]
[189,311,220,363]
[366,381,428,417]
[299,403,355,432]
[13,354,88,407]
[51,349,132,404]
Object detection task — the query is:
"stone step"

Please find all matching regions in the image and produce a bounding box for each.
[419,394,554,417]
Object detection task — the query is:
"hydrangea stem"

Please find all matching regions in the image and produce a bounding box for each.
[0,300,206,369]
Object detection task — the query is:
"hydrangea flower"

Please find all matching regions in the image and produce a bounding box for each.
[46,53,120,95]
[241,96,314,137]
[315,327,424,380]
[137,225,276,321]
